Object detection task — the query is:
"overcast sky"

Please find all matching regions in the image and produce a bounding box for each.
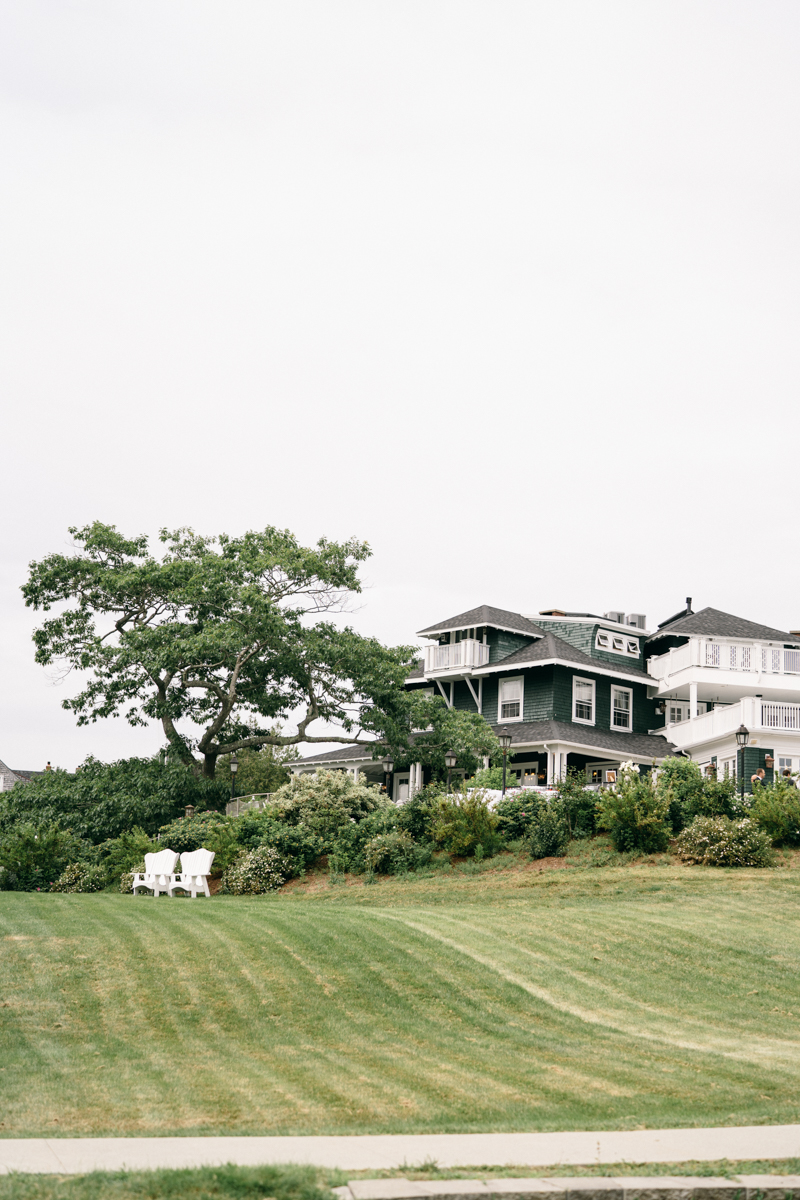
[1,1,799,770]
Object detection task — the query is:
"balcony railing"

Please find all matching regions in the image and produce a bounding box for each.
[664,696,800,748]
[423,638,490,673]
[649,639,800,683]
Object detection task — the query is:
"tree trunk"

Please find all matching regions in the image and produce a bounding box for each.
[202,752,218,779]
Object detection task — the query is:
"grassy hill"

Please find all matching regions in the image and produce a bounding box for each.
[2,857,800,1138]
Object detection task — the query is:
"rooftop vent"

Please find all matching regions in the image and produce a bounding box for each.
[604,611,625,624]
[539,609,566,616]
[626,613,646,630]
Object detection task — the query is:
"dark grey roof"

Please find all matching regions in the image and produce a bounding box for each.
[405,660,425,680]
[477,632,654,683]
[417,605,546,638]
[648,606,799,646]
[293,743,378,765]
[492,719,677,760]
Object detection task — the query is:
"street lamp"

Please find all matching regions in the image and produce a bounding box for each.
[498,730,513,796]
[444,748,457,793]
[735,724,750,804]
[382,754,394,795]
[230,752,239,803]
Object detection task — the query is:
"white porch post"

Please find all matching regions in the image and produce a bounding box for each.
[690,682,698,720]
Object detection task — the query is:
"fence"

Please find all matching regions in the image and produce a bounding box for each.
[225,793,277,817]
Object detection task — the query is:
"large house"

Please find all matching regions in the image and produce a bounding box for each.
[293,598,800,798]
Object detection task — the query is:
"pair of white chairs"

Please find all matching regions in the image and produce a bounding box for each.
[131,847,216,899]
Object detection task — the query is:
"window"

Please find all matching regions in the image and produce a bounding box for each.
[626,640,639,654]
[670,705,684,724]
[596,630,638,656]
[612,636,625,651]
[499,676,523,722]
[573,677,595,724]
[779,757,793,773]
[612,687,632,729]
[597,632,610,648]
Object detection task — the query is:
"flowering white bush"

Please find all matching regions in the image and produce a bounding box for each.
[619,760,640,777]
[676,816,776,868]
[221,845,287,894]
[50,862,105,893]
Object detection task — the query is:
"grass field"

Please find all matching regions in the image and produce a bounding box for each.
[3,852,800,1138]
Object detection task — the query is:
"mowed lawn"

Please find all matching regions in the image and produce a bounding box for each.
[3,863,800,1137]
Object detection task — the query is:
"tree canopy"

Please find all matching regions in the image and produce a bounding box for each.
[23,522,498,777]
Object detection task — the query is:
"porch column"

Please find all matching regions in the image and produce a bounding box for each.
[690,682,698,719]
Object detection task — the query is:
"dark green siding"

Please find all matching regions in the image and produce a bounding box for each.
[535,618,645,670]
[524,665,554,722]
[482,677,498,722]
[487,629,531,663]
[452,679,480,713]
[741,747,774,793]
[551,665,656,734]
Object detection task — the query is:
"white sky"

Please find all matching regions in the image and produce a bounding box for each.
[1,1,799,770]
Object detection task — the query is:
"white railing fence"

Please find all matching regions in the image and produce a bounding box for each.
[649,638,800,681]
[423,639,490,672]
[226,793,277,817]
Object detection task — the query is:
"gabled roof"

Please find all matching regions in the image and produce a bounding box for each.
[648,606,799,646]
[417,605,545,639]
[476,631,654,683]
[292,744,375,765]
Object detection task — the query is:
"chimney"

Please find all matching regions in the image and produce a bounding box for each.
[686,597,693,614]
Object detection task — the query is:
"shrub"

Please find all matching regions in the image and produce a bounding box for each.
[395,784,442,842]
[430,789,501,857]
[221,845,288,894]
[495,794,537,840]
[50,862,106,893]
[526,801,570,859]
[655,756,705,832]
[466,766,512,791]
[557,769,597,838]
[675,816,776,867]
[595,763,671,854]
[120,862,145,893]
[0,823,91,891]
[270,770,387,851]
[363,830,431,875]
[0,754,228,843]
[157,811,239,871]
[95,827,157,885]
[751,777,800,846]
[233,810,321,876]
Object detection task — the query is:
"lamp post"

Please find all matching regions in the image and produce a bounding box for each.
[735,724,750,804]
[444,749,457,793]
[230,751,238,803]
[498,731,513,796]
[382,754,394,797]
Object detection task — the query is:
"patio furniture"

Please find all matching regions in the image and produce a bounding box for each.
[132,849,179,897]
[169,848,216,898]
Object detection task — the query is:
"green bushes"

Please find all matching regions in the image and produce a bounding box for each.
[50,862,106,893]
[526,801,570,859]
[0,824,91,891]
[157,811,240,872]
[363,830,431,874]
[221,845,288,894]
[429,790,501,858]
[676,816,776,867]
[750,777,800,846]
[595,763,671,853]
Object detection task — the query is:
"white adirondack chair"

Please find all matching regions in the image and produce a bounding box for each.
[169,848,215,898]
[132,849,179,897]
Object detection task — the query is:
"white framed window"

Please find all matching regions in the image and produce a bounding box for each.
[573,676,595,725]
[498,676,523,722]
[597,630,638,656]
[611,686,633,730]
[669,704,684,724]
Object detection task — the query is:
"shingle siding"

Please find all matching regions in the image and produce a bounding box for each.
[535,618,645,670]
[487,629,531,664]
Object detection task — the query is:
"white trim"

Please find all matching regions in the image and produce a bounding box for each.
[473,656,654,685]
[498,675,524,723]
[435,678,451,707]
[572,676,596,726]
[464,676,481,711]
[611,684,633,731]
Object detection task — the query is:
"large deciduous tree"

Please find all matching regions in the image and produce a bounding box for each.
[23,523,424,777]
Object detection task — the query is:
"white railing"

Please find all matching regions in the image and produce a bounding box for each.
[649,638,800,682]
[423,638,490,673]
[664,696,800,748]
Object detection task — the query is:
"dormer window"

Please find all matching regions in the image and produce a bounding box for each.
[626,640,638,655]
[597,632,610,648]
[596,629,639,657]
[612,636,625,651]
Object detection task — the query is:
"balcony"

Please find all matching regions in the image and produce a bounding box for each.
[423,638,490,675]
[664,696,800,750]
[648,637,800,697]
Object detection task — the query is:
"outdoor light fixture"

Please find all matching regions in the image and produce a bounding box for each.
[444,748,457,792]
[735,725,749,803]
[382,754,394,795]
[230,752,239,803]
[498,730,513,797]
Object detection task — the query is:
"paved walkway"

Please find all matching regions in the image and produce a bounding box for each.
[2,1125,800,1176]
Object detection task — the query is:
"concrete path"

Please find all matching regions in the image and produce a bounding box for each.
[2,1126,800,1176]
